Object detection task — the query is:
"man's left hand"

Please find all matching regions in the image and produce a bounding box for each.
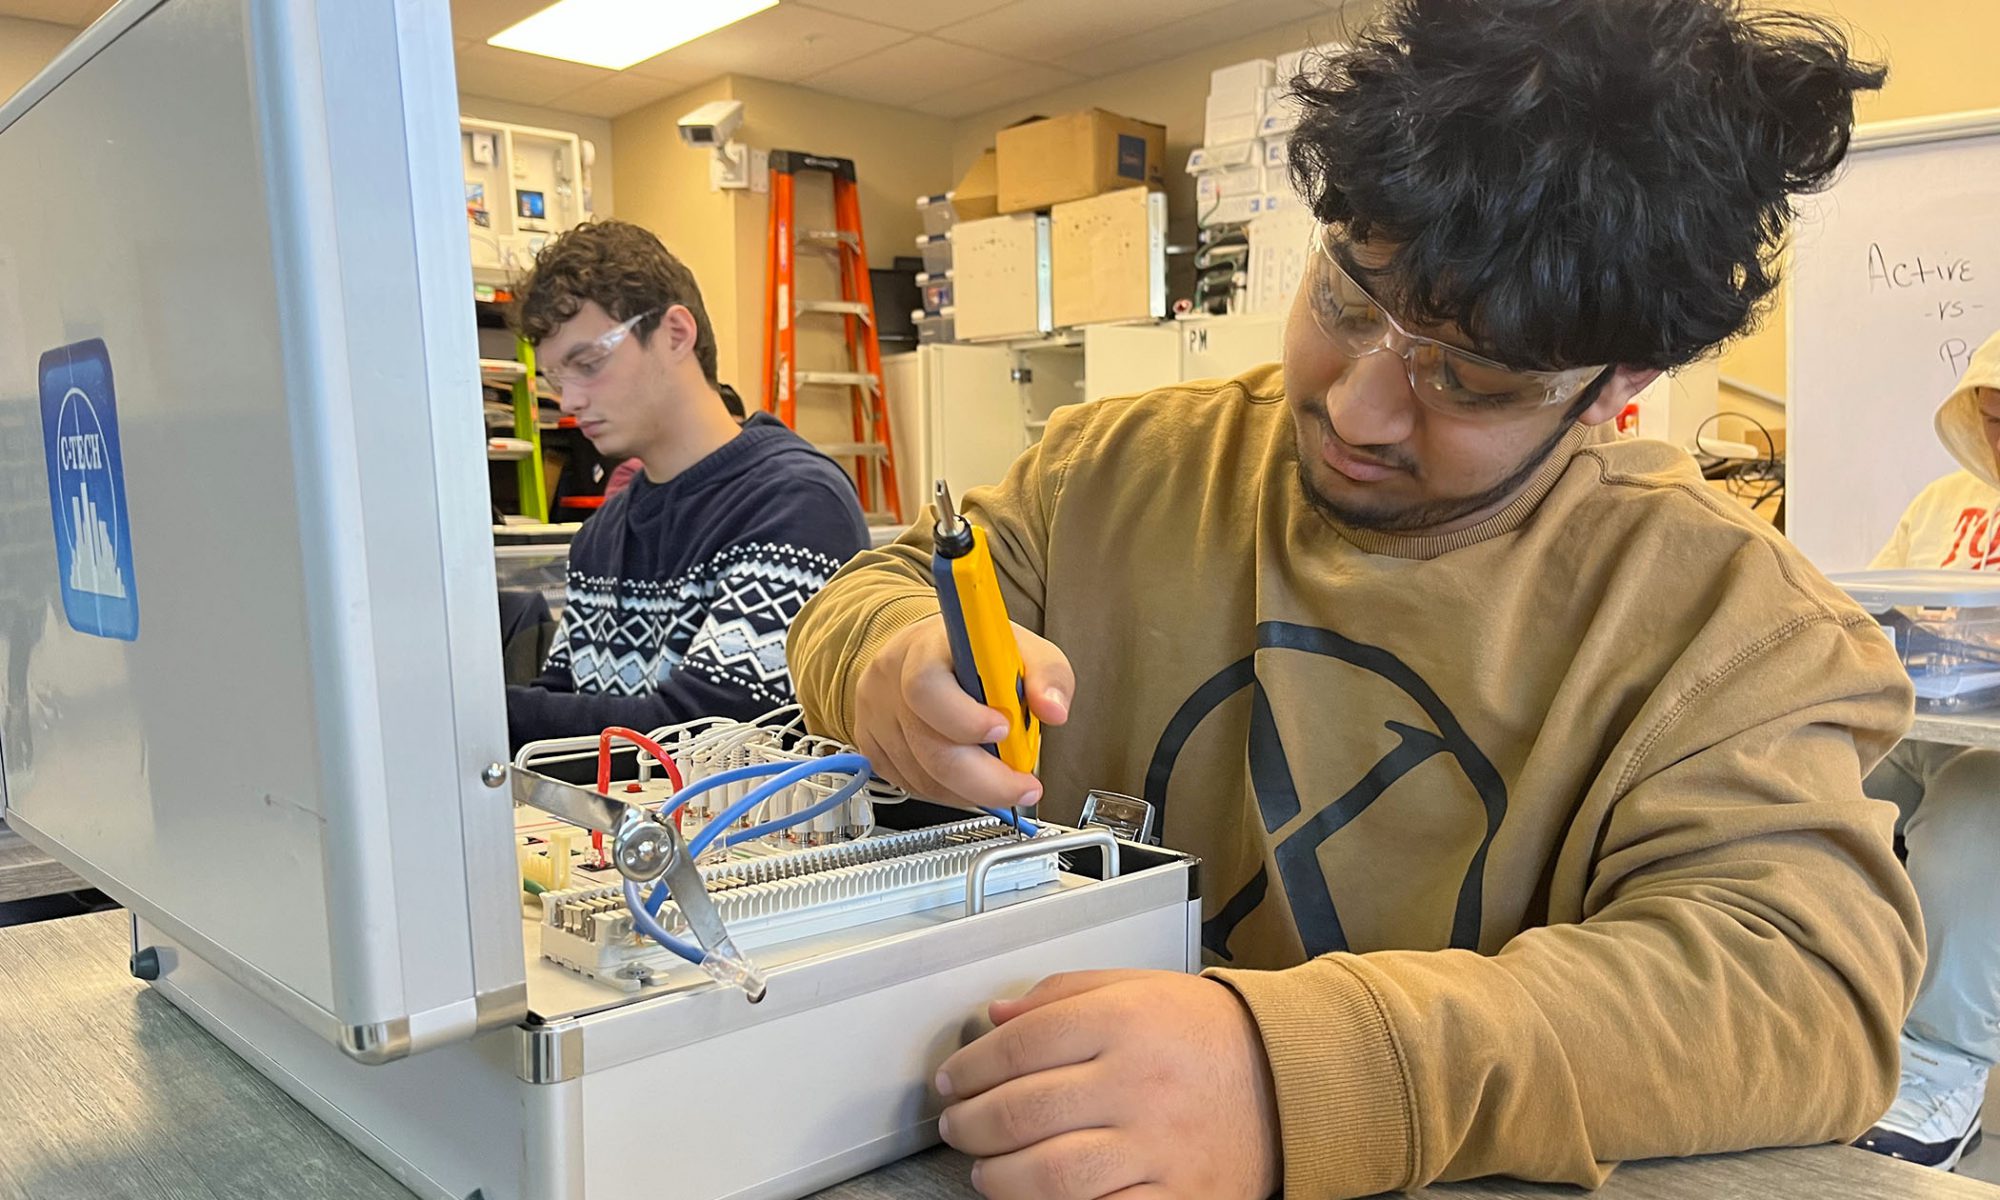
[935,969,1282,1199]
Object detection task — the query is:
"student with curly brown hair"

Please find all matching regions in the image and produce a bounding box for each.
[505,220,867,749]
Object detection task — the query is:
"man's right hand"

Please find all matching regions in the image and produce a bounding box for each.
[852,615,1074,812]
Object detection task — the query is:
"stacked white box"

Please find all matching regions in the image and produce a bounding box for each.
[1204,57,1274,147]
[1247,188,1318,314]
[1274,41,1343,87]
[1188,142,1267,229]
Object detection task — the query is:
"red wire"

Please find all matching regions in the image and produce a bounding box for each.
[595,727,687,839]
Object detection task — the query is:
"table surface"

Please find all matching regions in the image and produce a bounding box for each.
[0,822,84,905]
[1910,712,2000,750]
[3,910,1995,1200]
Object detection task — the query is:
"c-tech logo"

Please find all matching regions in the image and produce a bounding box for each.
[40,338,139,641]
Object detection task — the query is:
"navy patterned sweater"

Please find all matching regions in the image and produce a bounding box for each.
[506,413,869,749]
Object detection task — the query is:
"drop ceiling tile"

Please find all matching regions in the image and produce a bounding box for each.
[792,0,1013,34]
[543,71,687,118]
[796,36,1018,108]
[908,62,1084,119]
[1054,0,1330,77]
[643,4,908,84]
[936,0,1216,65]
[452,39,614,106]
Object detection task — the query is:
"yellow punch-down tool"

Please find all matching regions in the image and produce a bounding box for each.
[930,479,1040,838]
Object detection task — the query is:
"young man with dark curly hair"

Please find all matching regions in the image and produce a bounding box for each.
[786,1,1927,1197]
[505,220,867,749]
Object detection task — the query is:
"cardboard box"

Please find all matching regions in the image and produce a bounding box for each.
[953,211,1052,341]
[996,109,1166,214]
[952,149,999,221]
[1200,187,1303,231]
[1051,187,1166,328]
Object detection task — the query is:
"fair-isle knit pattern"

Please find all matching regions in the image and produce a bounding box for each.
[504,412,871,749]
[544,541,845,710]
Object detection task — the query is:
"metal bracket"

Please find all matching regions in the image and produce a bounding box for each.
[340,1019,413,1065]
[655,825,765,1002]
[518,1020,583,1084]
[511,765,672,883]
[512,766,764,1000]
[965,828,1119,916]
[1080,790,1157,845]
[511,766,630,837]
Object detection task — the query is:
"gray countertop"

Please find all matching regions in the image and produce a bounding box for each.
[2,910,1993,1200]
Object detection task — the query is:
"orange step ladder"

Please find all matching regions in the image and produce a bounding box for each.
[760,150,903,526]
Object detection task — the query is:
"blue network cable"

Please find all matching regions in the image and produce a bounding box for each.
[642,754,870,919]
[654,759,826,822]
[722,771,871,848]
[632,752,1041,942]
[621,877,704,965]
[686,754,870,860]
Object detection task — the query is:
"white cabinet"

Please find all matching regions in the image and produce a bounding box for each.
[1179,311,1288,381]
[1083,323,1182,402]
[883,313,1288,516]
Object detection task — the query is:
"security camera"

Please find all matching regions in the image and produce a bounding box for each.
[678,100,744,149]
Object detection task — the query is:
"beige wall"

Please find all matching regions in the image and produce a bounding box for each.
[1717,1,2000,410]
[613,79,747,389]
[0,17,83,105]
[458,96,617,218]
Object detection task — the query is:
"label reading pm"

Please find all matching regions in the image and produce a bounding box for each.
[40,338,138,640]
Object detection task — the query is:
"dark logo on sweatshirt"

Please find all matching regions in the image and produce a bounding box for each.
[1144,621,1508,961]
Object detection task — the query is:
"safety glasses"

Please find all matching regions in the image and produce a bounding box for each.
[1304,226,1605,420]
[541,308,660,393]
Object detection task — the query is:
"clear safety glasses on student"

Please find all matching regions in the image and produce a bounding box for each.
[1304,226,1606,419]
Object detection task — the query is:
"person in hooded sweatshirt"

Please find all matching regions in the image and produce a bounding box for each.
[503,220,868,750]
[1852,326,2000,1171]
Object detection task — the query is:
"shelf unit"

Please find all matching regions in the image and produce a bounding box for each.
[480,337,548,522]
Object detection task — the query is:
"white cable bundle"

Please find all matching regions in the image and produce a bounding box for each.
[514,707,906,850]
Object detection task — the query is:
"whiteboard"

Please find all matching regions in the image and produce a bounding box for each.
[1788,110,2000,572]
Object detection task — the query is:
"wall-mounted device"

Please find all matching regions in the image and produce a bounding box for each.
[676,98,743,148]
[677,98,762,192]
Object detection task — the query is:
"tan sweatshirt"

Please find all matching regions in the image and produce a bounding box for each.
[788,365,1924,1198]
